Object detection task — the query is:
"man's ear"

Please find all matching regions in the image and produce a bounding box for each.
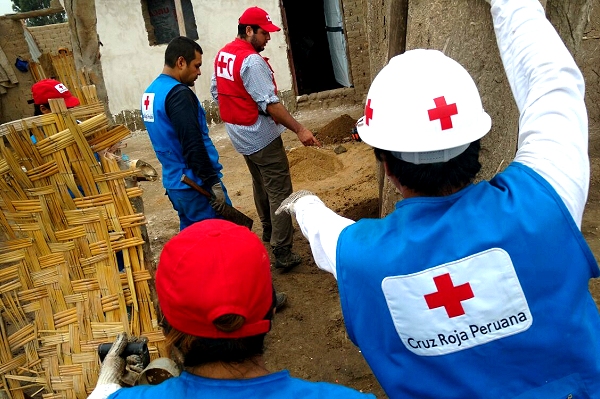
[382,157,393,177]
[176,56,186,69]
[245,25,254,37]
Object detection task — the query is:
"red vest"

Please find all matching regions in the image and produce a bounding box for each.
[214,38,278,126]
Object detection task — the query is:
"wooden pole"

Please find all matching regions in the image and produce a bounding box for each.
[3,6,64,20]
[174,0,186,37]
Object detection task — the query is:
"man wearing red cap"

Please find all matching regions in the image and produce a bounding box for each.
[32,78,80,115]
[88,219,375,399]
[211,7,321,271]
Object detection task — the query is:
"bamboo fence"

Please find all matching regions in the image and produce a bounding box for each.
[0,99,167,399]
[49,51,86,106]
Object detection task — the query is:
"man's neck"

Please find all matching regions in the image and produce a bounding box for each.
[187,356,270,380]
[162,66,180,82]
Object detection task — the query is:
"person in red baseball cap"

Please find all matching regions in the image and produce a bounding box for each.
[31,78,80,115]
[211,7,320,273]
[238,6,282,33]
[88,219,375,399]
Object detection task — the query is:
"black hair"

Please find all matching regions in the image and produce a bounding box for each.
[374,140,482,197]
[164,36,203,68]
[237,24,260,39]
[165,288,277,367]
[33,104,47,116]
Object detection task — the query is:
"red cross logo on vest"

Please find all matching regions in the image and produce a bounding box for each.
[428,96,458,130]
[424,273,474,318]
[365,99,374,126]
[217,55,233,77]
[216,52,236,81]
[144,96,151,110]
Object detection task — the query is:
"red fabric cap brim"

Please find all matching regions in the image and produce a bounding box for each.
[260,23,281,32]
[64,96,80,108]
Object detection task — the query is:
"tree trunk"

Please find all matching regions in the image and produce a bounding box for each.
[63,0,109,113]
[547,0,593,62]
[377,0,592,217]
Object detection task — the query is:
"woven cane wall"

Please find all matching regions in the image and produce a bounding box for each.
[0,104,167,399]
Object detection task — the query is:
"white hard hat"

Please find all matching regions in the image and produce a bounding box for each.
[357,49,491,163]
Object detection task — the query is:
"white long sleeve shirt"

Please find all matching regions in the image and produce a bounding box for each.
[293,0,589,279]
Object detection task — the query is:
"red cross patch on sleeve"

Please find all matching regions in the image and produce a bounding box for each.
[382,248,532,356]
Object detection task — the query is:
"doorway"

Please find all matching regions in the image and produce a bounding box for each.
[281,0,352,96]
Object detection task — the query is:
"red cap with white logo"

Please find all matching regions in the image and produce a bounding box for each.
[31,79,80,108]
[239,6,281,32]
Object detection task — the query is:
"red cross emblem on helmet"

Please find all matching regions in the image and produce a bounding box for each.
[428,96,458,130]
[354,50,491,152]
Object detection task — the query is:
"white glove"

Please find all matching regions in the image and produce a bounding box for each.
[97,333,127,385]
[88,333,128,399]
[275,190,316,216]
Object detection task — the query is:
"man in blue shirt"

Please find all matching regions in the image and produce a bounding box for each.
[142,36,229,231]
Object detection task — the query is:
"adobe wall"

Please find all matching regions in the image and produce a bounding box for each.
[0,18,37,123]
[579,3,599,145]
[295,0,371,112]
[28,22,72,54]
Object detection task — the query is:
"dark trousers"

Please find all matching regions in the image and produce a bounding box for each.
[243,136,294,250]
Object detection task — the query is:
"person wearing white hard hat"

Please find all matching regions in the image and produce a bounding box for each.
[276,0,600,398]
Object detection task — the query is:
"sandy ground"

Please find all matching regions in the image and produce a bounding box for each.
[123,104,600,398]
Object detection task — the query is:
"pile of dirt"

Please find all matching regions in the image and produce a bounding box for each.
[314,114,357,145]
[288,147,344,182]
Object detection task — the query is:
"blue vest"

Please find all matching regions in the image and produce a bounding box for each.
[142,74,222,189]
[109,370,374,399]
[337,163,600,399]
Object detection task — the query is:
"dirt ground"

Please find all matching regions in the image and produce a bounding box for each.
[123,104,600,398]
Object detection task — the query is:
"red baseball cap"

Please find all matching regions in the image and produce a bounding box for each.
[156,219,274,339]
[32,79,80,108]
[239,6,281,32]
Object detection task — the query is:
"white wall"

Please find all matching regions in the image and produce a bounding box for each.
[96,0,292,116]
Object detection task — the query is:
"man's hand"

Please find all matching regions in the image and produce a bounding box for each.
[210,182,226,214]
[296,127,322,147]
[97,333,127,386]
[275,190,317,216]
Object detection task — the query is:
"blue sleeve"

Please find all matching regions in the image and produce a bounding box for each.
[165,85,219,188]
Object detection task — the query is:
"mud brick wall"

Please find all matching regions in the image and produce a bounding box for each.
[342,0,370,103]
[28,22,72,54]
[0,18,37,124]
[295,0,370,112]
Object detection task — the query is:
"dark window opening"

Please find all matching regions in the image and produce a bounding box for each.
[142,0,198,46]
[282,0,343,95]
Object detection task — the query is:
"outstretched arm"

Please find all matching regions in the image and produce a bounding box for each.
[241,55,321,147]
[492,0,588,226]
[277,193,354,278]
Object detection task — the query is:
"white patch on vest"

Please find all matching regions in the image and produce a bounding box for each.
[382,248,532,356]
[141,93,155,122]
[54,83,68,93]
[216,51,236,81]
